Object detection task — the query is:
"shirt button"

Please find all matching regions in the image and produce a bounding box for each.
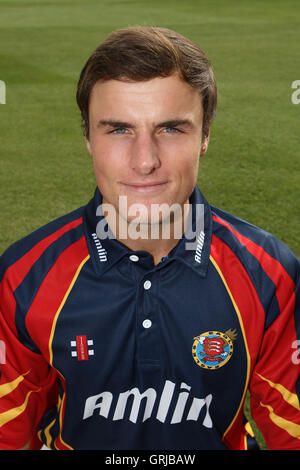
[143,280,151,290]
[142,319,152,329]
[129,255,139,262]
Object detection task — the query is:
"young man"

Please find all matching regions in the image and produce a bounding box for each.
[0,27,299,451]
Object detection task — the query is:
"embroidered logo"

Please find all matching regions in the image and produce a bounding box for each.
[71,336,94,361]
[194,230,205,264]
[92,232,107,262]
[192,329,237,370]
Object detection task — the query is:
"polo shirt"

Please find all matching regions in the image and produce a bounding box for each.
[0,185,299,450]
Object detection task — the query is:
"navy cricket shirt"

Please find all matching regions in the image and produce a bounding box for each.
[0,185,299,450]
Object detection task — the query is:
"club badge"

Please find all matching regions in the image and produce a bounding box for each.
[192,329,237,370]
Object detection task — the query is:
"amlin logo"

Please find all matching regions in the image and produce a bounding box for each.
[83,380,213,427]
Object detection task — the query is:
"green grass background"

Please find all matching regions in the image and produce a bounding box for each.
[1,0,300,450]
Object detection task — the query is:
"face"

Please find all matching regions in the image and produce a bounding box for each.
[85,73,209,228]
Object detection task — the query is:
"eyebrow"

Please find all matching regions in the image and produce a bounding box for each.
[97,119,194,130]
[156,119,194,129]
[97,120,134,129]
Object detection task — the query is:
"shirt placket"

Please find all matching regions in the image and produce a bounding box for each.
[129,254,161,369]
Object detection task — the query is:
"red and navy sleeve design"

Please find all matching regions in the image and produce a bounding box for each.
[0,208,89,449]
[211,207,300,450]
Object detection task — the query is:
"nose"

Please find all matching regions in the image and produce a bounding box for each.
[130,132,160,174]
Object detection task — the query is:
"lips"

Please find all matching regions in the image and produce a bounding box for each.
[120,182,168,193]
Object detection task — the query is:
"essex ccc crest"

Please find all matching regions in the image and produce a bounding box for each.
[192,329,237,370]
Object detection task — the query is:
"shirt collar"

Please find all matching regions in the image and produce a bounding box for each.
[83,185,212,278]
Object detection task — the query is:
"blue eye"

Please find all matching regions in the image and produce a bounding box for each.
[111,128,127,134]
[164,127,180,133]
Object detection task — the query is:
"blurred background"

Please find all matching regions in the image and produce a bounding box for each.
[1,0,299,450]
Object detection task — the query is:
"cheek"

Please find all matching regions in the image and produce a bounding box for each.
[174,147,201,192]
[91,144,128,192]
[90,138,112,170]
[93,158,115,188]
[174,148,200,177]
[164,138,201,168]
[90,145,112,187]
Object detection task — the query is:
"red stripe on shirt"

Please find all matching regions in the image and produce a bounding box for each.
[25,235,89,363]
[5,217,83,292]
[212,215,295,312]
[212,223,300,449]
[210,234,266,449]
[0,218,83,338]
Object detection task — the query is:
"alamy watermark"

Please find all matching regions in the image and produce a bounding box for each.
[0,80,6,104]
[291,340,300,365]
[0,340,6,364]
[95,197,204,251]
[291,80,300,104]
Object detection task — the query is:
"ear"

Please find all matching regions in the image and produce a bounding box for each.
[85,135,92,156]
[200,128,210,157]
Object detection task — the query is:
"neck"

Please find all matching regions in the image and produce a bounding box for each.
[103,200,190,265]
[120,234,180,266]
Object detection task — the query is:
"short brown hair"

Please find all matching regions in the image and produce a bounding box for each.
[76,26,217,139]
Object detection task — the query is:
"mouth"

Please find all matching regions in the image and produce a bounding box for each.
[120,182,169,194]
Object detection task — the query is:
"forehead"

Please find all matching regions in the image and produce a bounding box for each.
[88,74,203,122]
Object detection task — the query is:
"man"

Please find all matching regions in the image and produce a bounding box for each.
[0,26,299,450]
